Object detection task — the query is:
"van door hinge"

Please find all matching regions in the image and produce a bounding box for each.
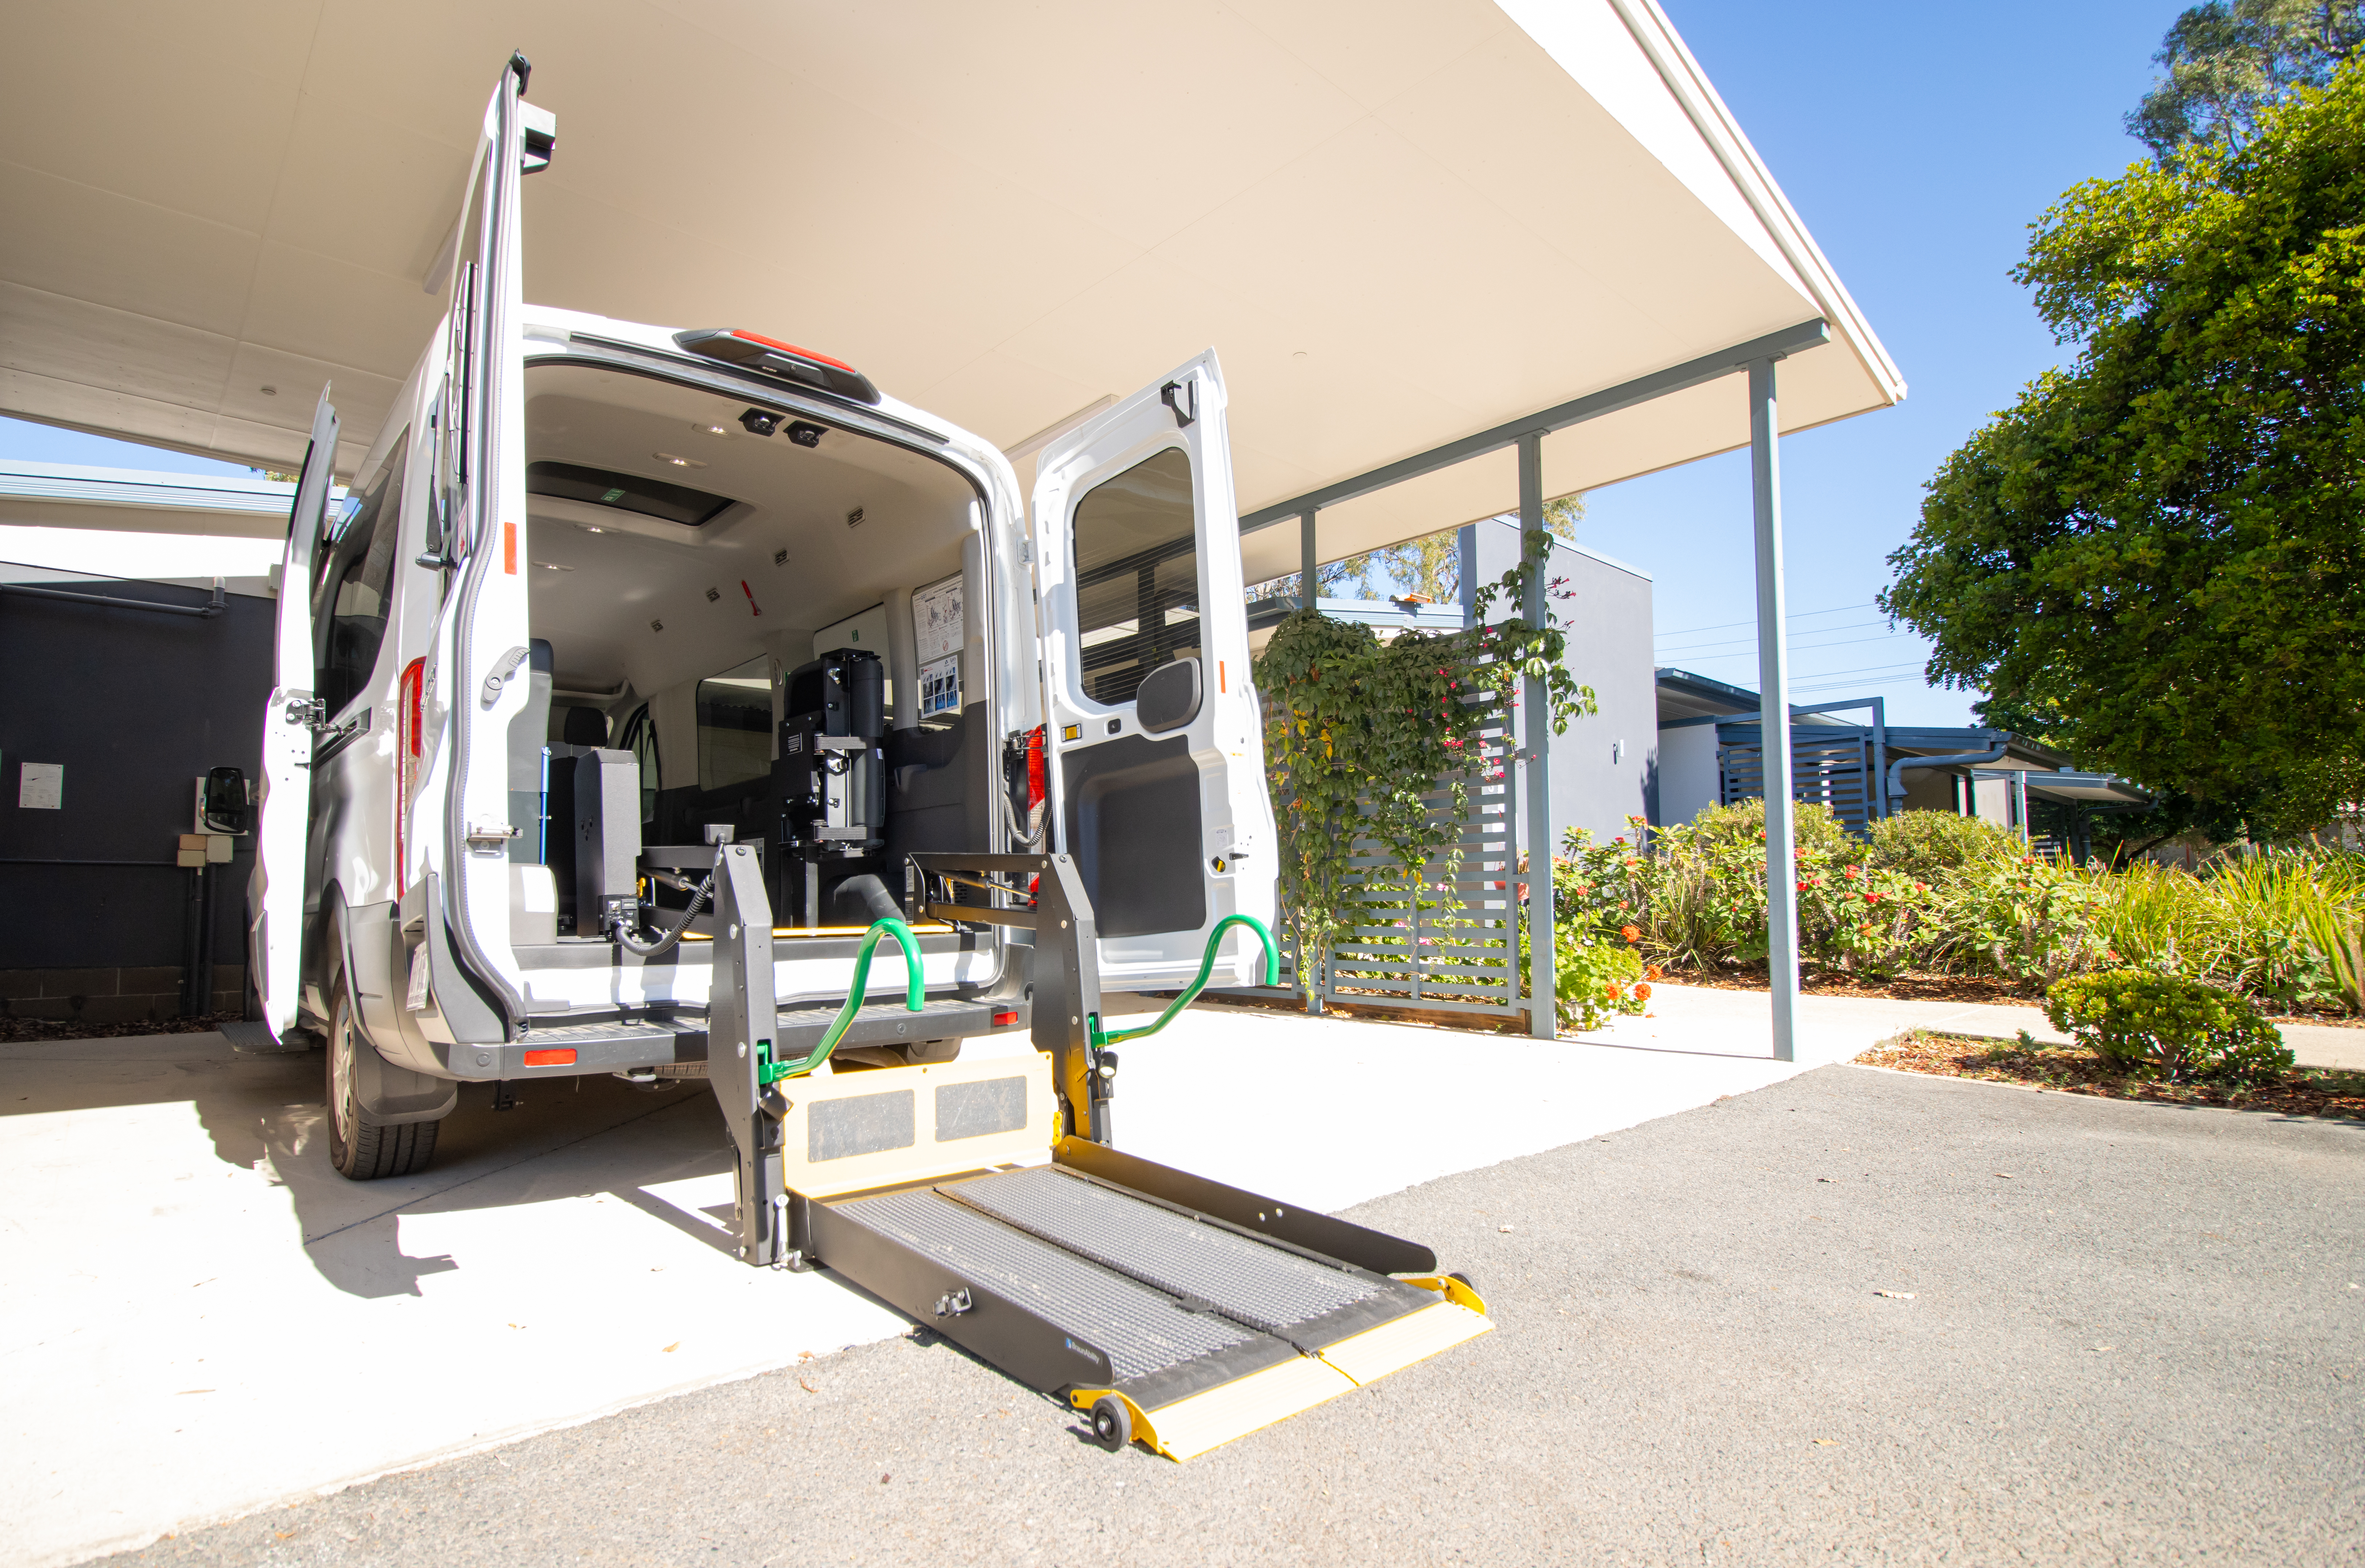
[466,821,521,854]
[284,694,328,729]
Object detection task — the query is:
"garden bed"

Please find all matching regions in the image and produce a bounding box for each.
[0,1012,246,1045]
[1858,1031,2365,1119]
[1662,965,2363,1027]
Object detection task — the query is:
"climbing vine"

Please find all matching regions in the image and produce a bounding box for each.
[1254,530,1595,979]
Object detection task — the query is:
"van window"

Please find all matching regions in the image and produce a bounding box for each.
[311,432,409,718]
[619,704,659,823]
[696,658,772,789]
[1070,446,1198,707]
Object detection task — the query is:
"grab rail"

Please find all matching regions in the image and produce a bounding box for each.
[1092,914,1278,1048]
[760,917,925,1082]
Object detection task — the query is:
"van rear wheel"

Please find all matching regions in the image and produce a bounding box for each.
[325,988,439,1180]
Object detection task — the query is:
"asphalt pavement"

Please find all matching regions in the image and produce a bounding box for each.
[93,1066,2362,1567]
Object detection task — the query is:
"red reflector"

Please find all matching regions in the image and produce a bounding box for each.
[522,1047,576,1067]
[992,1011,1019,1027]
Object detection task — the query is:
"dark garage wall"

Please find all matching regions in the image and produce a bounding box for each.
[0,578,272,973]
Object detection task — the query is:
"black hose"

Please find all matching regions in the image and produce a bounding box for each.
[832,872,904,927]
[610,873,715,958]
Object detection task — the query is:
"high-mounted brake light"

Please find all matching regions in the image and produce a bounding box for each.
[674,329,881,405]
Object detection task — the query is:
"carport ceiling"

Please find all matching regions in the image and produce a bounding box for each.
[0,0,1902,578]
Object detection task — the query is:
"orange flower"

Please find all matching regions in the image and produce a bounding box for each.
[1645,964,1664,982]
[1620,924,1641,943]
[1634,981,1653,1002]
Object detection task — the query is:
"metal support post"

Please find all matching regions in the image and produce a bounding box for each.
[1748,358,1797,1063]
[707,843,786,1264]
[1024,853,1111,1142]
[1298,505,1325,1016]
[1299,508,1318,609]
[1518,432,1555,1041]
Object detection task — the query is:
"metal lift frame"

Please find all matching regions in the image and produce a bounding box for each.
[700,847,1484,1456]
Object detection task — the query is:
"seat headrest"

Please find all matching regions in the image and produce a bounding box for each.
[562,707,609,747]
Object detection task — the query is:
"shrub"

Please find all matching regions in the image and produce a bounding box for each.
[1688,798,1856,858]
[2043,971,2291,1085]
[1867,812,2021,879]
[1554,935,1647,1032]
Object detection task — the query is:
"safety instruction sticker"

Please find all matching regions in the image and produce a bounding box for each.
[919,653,961,718]
[913,573,963,666]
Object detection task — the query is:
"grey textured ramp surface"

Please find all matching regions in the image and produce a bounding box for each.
[834,1188,1256,1381]
[948,1166,1381,1332]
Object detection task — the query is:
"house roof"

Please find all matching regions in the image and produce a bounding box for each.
[3,0,1900,577]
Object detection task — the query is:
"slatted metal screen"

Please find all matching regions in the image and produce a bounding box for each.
[1717,725,1880,835]
[1224,701,1521,1020]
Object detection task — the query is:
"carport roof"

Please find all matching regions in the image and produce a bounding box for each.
[1,1,1901,574]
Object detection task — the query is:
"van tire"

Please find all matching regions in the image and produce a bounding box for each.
[325,988,440,1180]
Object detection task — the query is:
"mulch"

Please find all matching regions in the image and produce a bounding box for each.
[0,1012,246,1044]
[1858,1031,2365,1120]
[1665,966,2362,1029]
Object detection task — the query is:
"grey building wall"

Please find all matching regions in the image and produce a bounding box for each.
[1465,518,1655,852]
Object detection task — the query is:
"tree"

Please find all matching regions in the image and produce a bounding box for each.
[1365,494,1584,603]
[2129,1,2365,160]
[1883,59,2365,837]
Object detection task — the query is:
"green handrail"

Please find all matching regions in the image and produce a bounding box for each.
[1092,914,1278,1048]
[760,917,925,1083]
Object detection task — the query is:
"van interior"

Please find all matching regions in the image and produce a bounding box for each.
[506,361,996,943]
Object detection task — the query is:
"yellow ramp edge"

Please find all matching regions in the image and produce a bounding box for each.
[1318,1299,1494,1387]
[1129,1356,1362,1462]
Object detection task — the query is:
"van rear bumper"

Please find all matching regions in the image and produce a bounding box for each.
[422,993,1024,1080]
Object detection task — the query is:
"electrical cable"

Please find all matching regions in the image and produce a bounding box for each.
[608,871,714,958]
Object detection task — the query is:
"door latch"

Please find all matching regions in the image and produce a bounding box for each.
[465,821,520,855]
[1160,378,1196,428]
[933,1288,973,1318]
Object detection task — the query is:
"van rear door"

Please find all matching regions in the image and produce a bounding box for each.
[430,57,539,1026]
[250,389,339,1038]
[1031,352,1277,989]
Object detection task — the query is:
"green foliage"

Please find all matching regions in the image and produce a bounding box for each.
[2044,971,2293,1083]
[1883,57,2365,835]
[1255,529,1595,978]
[2129,1,2365,160]
[1866,811,2023,878]
[1553,936,1647,1033]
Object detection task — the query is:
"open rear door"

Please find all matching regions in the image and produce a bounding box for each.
[1032,352,1277,989]
[249,389,339,1038]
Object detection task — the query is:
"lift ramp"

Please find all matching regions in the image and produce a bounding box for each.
[701,846,1490,1459]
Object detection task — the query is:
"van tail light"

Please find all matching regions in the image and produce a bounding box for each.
[522,1047,576,1067]
[1024,725,1046,893]
[396,657,426,898]
[674,329,881,405]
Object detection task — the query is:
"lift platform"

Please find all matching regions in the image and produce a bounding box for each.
[696,845,1490,1460]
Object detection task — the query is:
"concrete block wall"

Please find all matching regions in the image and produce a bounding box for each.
[0,965,246,1024]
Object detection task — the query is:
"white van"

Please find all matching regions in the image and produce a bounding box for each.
[252,61,1275,1184]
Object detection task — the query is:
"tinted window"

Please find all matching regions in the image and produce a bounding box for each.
[697,658,772,790]
[1070,446,1198,707]
[311,432,407,719]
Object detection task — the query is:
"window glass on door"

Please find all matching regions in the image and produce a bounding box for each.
[1070,446,1198,707]
[696,658,773,789]
[309,431,409,718]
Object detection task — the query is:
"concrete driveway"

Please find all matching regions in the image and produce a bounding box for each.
[69,1063,2364,1568]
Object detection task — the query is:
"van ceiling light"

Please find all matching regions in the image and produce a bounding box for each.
[787,421,825,448]
[653,451,705,469]
[697,422,733,438]
[738,408,782,437]
[675,329,882,406]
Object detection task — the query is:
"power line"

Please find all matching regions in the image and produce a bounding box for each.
[1655,618,1892,654]
[1652,600,1876,639]
[1668,632,1926,664]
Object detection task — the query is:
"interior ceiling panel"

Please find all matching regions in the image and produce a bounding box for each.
[0,0,1900,559]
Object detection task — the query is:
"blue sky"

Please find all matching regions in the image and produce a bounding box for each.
[1602,0,2192,724]
[0,1,2191,728]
